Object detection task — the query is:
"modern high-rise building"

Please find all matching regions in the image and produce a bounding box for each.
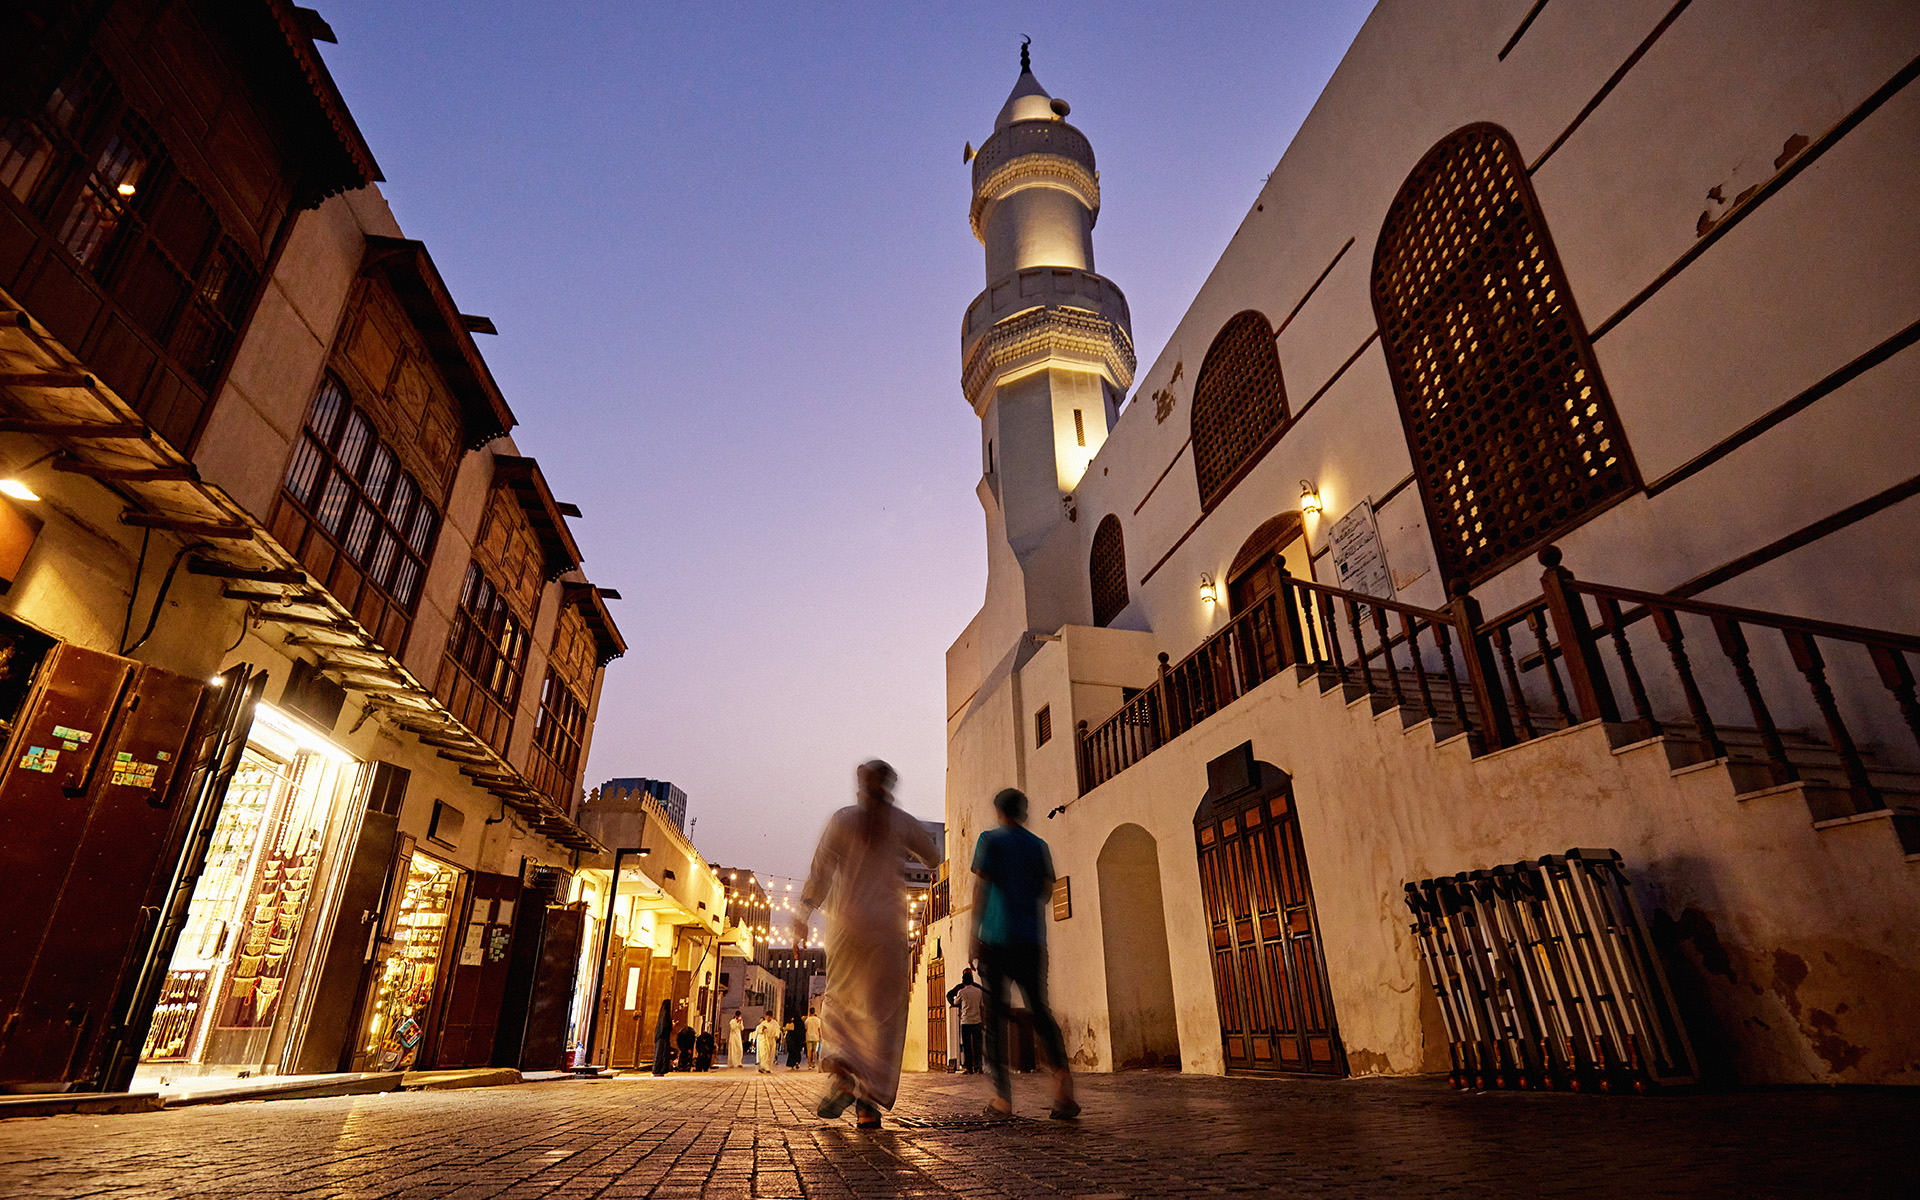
[599,777,688,831]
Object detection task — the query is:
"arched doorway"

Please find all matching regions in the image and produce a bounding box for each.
[1098,824,1180,1069]
[1224,513,1308,682]
[1194,744,1344,1075]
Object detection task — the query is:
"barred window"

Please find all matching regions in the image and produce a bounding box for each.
[532,668,588,787]
[1191,311,1288,509]
[1,60,257,394]
[1371,123,1637,587]
[447,563,529,706]
[1090,514,1129,628]
[282,377,439,610]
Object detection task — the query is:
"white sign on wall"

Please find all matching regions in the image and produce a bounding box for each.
[1328,501,1395,601]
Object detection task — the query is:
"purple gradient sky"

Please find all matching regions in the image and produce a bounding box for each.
[316,2,1375,884]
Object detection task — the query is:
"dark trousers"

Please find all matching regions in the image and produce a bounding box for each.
[980,942,1067,1101]
[960,1022,984,1073]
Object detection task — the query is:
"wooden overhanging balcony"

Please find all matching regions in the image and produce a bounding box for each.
[1076,548,1920,833]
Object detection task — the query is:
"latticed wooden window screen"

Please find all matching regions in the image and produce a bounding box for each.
[1192,311,1288,508]
[1372,123,1637,588]
[1090,514,1129,628]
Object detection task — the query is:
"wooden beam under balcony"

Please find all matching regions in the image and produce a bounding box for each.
[0,417,146,438]
[122,511,253,539]
[55,458,197,482]
[0,372,96,389]
[188,558,307,584]
[222,587,323,605]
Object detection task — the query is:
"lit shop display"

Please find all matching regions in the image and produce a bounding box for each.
[358,851,461,1071]
[139,704,360,1072]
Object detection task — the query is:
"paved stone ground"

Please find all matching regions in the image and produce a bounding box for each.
[0,1067,1911,1198]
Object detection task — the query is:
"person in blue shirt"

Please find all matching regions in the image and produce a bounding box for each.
[970,786,1078,1119]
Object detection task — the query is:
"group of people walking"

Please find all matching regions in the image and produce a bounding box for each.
[795,761,1075,1130]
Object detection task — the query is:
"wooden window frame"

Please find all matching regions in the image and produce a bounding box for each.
[0,57,261,446]
[436,561,529,756]
[274,375,440,648]
[529,666,588,806]
[1034,704,1052,748]
[1371,122,1639,589]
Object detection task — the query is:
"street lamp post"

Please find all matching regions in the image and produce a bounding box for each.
[578,842,648,1073]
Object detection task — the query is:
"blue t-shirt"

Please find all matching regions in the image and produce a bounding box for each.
[972,824,1054,947]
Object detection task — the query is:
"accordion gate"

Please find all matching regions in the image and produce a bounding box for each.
[1405,848,1697,1092]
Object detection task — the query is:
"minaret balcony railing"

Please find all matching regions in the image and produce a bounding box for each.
[971,120,1095,188]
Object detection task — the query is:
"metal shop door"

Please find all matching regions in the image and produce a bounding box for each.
[517,901,584,1071]
[431,871,523,1068]
[0,643,232,1090]
[1194,744,1346,1076]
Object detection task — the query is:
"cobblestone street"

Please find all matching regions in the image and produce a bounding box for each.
[0,1069,1911,1199]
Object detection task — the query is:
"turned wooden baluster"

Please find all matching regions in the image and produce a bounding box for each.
[1537,547,1620,725]
[1076,719,1091,794]
[1402,614,1437,719]
[1493,625,1536,739]
[1156,651,1174,744]
[1301,589,1327,667]
[1527,607,1575,727]
[1274,565,1307,669]
[1869,645,1920,758]
[1322,594,1351,687]
[1347,598,1378,698]
[1651,608,1725,761]
[1712,616,1797,787]
[1782,630,1878,806]
[1373,603,1408,710]
[1434,620,1472,740]
[1599,596,1658,735]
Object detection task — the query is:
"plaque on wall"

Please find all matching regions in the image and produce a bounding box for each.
[1328,501,1395,601]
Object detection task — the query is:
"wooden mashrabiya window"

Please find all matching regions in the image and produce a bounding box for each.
[1191,310,1288,510]
[1371,122,1638,589]
[1089,513,1129,628]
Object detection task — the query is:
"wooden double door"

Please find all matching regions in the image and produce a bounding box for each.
[1195,759,1345,1075]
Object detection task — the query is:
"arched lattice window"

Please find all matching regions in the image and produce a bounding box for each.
[1192,311,1288,509]
[1372,123,1637,588]
[1090,514,1129,628]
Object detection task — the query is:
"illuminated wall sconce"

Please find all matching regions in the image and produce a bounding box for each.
[0,480,39,501]
[1199,573,1217,604]
[1299,480,1322,515]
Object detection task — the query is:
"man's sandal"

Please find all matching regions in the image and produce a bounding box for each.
[1049,1098,1081,1120]
[816,1085,856,1119]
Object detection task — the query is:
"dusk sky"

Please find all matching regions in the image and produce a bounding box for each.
[316,1,1375,886]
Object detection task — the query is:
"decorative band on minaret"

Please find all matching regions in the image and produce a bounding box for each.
[961,46,1134,414]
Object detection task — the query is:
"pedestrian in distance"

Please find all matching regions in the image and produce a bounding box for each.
[786,1015,806,1069]
[695,1027,715,1071]
[972,786,1078,1119]
[794,759,942,1130]
[728,1012,745,1068]
[650,1000,673,1077]
[675,1022,696,1072]
[804,1006,823,1069]
[946,967,987,1074]
[755,1012,780,1074]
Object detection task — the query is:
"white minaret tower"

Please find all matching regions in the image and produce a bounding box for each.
[963,41,1135,639]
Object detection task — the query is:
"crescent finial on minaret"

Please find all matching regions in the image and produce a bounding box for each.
[1020,36,1031,74]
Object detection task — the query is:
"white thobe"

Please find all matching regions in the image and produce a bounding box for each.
[755,1019,779,1068]
[728,1018,744,1067]
[799,803,941,1109]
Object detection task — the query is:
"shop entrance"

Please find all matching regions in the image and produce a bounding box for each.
[138,704,364,1077]
[352,847,465,1072]
[1097,824,1180,1069]
[1194,743,1345,1075]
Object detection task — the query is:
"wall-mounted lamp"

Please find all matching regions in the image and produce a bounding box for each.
[0,480,39,502]
[1199,573,1217,605]
[1299,480,1322,515]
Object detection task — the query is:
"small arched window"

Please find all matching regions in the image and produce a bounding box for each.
[1089,514,1129,628]
[1191,311,1288,509]
[1372,122,1637,588]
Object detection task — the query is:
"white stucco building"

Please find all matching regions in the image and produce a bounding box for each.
[915,3,1920,1088]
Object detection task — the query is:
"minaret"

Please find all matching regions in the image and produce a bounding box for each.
[963,42,1134,636]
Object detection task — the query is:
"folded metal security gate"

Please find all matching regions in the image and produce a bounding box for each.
[1405,848,1697,1092]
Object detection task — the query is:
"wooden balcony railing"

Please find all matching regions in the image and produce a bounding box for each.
[1076,547,1920,818]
